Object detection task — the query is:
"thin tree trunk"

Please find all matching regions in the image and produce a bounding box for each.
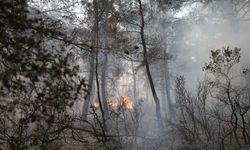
[100,5,111,123]
[82,53,95,120]
[101,51,109,121]
[137,0,163,127]
[93,0,107,135]
[96,50,107,138]
[160,80,167,115]
[164,54,175,119]
[131,59,137,102]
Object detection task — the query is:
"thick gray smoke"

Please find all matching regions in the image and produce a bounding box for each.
[172,1,250,88]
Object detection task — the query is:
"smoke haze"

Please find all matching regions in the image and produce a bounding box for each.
[172,1,250,88]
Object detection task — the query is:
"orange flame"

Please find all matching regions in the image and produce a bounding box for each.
[108,100,120,110]
[92,96,134,110]
[91,100,99,108]
[122,96,134,109]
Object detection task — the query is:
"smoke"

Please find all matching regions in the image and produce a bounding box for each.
[172,1,250,88]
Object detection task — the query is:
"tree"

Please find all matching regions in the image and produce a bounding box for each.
[137,0,163,127]
[0,1,87,149]
[168,47,250,149]
[203,47,250,148]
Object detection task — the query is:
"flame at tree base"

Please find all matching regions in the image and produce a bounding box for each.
[108,100,120,110]
[91,100,99,109]
[122,96,134,110]
[91,96,134,110]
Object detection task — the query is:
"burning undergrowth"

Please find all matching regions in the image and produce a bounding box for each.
[86,95,144,149]
[91,95,134,110]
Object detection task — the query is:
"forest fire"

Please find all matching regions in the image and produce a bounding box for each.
[122,96,134,110]
[91,100,99,108]
[108,96,134,110]
[108,100,120,110]
[91,96,134,110]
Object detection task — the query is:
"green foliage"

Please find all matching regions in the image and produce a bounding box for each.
[0,1,87,149]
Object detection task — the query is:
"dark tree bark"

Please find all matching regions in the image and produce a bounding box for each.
[100,4,111,123]
[137,0,163,127]
[101,51,109,122]
[92,0,107,136]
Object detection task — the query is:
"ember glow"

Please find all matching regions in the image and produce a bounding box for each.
[91,100,99,108]
[108,100,120,110]
[122,96,134,110]
[92,96,134,110]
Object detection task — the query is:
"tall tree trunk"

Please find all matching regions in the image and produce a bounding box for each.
[82,0,107,136]
[95,50,107,137]
[101,51,109,121]
[92,0,107,135]
[82,53,95,120]
[160,77,167,114]
[100,2,111,126]
[137,0,163,127]
[131,59,137,102]
[163,51,175,119]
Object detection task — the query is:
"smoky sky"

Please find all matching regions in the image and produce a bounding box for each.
[171,1,250,88]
